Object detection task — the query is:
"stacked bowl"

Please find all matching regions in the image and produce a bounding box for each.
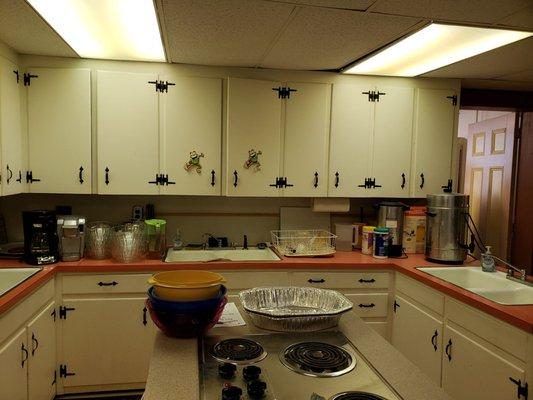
[146,270,227,338]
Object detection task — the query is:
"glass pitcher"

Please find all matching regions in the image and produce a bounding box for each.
[144,219,167,260]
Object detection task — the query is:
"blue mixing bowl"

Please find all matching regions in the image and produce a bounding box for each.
[147,285,227,313]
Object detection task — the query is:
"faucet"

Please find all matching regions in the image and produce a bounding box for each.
[481,249,531,287]
[243,235,248,250]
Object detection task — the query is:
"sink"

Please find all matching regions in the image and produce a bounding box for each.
[0,267,42,297]
[165,248,281,263]
[417,267,533,305]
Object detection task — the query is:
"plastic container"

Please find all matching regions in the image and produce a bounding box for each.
[148,270,226,301]
[373,227,390,259]
[145,219,166,260]
[361,226,375,255]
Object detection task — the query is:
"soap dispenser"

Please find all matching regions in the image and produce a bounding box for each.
[481,246,496,272]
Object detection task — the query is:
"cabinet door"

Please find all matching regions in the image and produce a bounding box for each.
[60,297,156,388]
[27,68,91,194]
[328,84,373,197]
[0,58,24,196]
[97,71,159,194]
[282,82,331,197]
[226,78,282,197]
[160,76,222,195]
[412,89,456,197]
[27,301,56,400]
[372,87,414,197]
[442,324,526,400]
[391,294,443,385]
[0,328,28,400]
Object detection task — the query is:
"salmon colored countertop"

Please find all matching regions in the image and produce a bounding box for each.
[1,252,532,334]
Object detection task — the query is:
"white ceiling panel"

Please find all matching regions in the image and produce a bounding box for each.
[265,0,375,10]
[159,0,295,66]
[369,0,531,25]
[496,5,533,29]
[0,0,77,57]
[260,7,422,70]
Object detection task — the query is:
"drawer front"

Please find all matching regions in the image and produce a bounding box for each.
[345,293,389,317]
[291,272,389,289]
[395,273,444,315]
[220,271,291,290]
[62,274,152,294]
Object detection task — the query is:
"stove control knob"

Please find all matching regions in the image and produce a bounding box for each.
[221,385,242,400]
[247,380,267,398]
[243,365,261,381]
[218,363,237,379]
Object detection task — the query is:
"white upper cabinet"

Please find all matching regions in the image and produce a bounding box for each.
[329,84,375,197]
[27,68,91,194]
[97,70,159,195]
[412,88,456,197]
[160,76,222,195]
[282,82,331,197]
[226,78,282,197]
[0,58,24,196]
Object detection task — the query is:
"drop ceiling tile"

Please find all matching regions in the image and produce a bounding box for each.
[0,0,77,57]
[423,37,533,80]
[266,0,375,10]
[160,0,295,66]
[260,6,422,70]
[496,5,533,29]
[369,0,531,24]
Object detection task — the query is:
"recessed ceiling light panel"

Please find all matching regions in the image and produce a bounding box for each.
[343,23,532,77]
[27,0,165,62]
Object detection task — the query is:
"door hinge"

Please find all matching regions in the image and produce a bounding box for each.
[59,306,75,319]
[51,308,56,322]
[441,179,453,193]
[393,300,400,313]
[510,378,528,399]
[149,174,175,186]
[52,370,57,386]
[13,70,19,83]
[23,73,38,86]
[358,178,381,189]
[26,171,41,183]
[362,90,386,102]
[59,364,76,378]
[269,177,293,188]
[446,94,458,106]
[272,86,297,99]
[148,80,175,93]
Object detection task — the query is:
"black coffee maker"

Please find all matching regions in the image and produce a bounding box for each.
[23,211,59,265]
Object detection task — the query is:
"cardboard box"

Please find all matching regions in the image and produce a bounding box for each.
[403,206,426,254]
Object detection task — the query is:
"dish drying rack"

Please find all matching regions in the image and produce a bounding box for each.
[271,230,337,257]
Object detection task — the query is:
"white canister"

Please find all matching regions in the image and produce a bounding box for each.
[361,226,375,255]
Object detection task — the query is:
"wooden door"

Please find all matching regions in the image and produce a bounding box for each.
[372,86,414,197]
[0,58,24,196]
[97,70,159,195]
[60,297,156,388]
[282,82,331,197]
[226,78,282,197]
[391,294,443,385]
[27,68,91,194]
[27,301,56,400]
[0,328,28,400]
[328,84,374,197]
[412,89,456,197]
[160,76,222,195]
[442,324,526,400]
[464,113,515,259]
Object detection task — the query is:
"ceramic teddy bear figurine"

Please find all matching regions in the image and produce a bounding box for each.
[244,149,262,171]
[184,151,204,173]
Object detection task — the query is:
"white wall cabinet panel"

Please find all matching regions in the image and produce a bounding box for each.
[328,84,374,197]
[160,76,222,195]
[282,82,330,197]
[97,70,159,195]
[412,89,456,197]
[371,87,414,197]
[27,68,91,194]
[0,328,28,400]
[226,78,282,197]
[0,58,24,196]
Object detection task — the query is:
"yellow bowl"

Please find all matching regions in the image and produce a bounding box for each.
[148,270,226,302]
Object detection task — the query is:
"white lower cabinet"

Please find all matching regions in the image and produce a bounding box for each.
[0,328,28,400]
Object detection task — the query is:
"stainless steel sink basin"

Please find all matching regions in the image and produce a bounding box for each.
[417,266,533,305]
[0,267,42,296]
[165,248,281,263]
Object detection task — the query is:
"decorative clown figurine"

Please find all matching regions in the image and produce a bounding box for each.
[184,151,204,173]
[244,149,262,171]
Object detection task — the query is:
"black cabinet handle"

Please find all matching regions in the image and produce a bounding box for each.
[21,343,29,367]
[78,166,84,184]
[142,307,148,326]
[97,281,118,286]
[6,165,12,184]
[31,333,39,356]
[334,172,339,188]
[148,174,160,185]
[16,171,22,183]
[233,170,238,187]
[431,330,438,351]
[393,300,400,313]
[401,173,406,189]
[104,167,110,185]
[445,339,452,361]
[307,278,325,283]
[358,278,376,283]
[211,170,216,186]
[419,173,425,189]
[314,172,319,188]
[358,303,375,308]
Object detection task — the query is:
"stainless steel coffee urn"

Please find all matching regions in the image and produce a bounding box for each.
[425,193,469,264]
[377,202,409,257]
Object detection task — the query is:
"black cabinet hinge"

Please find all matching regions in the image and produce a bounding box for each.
[148,80,175,93]
[26,171,41,183]
[362,90,386,102]
[59,306,75,320]
[393,300,400,313]
[59,364,76,378]
[51,308,56,322]
[149,174,176,186]
[272,86,297,99]
[269,177,293,188]
[442,179,453,193]
[446,94,458,106]
[358,178,381,189]
[510,378,528,399]
[13,70,19,83]
[23,73,38,86]
[52,370,57,386]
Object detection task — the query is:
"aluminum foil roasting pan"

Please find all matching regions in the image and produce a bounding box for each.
[239,287,353,332]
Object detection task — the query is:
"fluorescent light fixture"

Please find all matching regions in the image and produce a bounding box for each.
[27,0,165,62]
[344,23,532,77]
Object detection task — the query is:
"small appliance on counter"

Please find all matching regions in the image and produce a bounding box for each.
[425,193,469,264]
[57,215,86,261]
[22,210,59,265]
[376,202,409,257]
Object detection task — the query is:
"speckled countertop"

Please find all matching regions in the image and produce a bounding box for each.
[142,302,453,400]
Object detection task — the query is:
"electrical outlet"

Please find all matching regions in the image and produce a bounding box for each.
[132,205,144,221]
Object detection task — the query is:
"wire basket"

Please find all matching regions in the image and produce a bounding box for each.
[271,230,337,257]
